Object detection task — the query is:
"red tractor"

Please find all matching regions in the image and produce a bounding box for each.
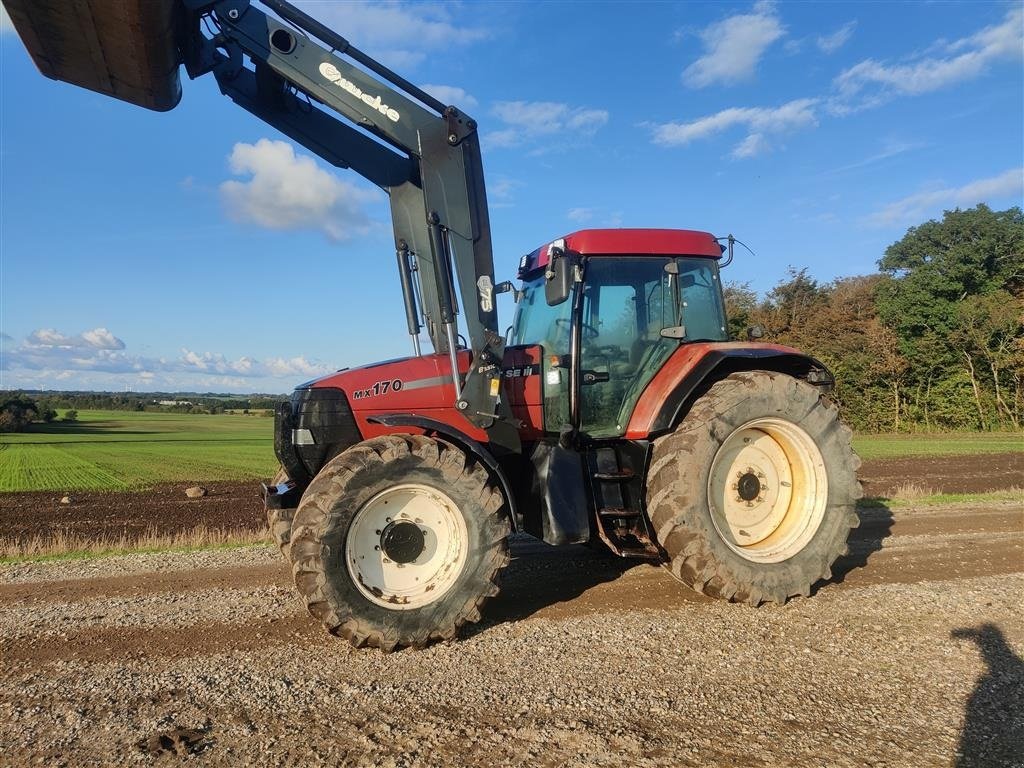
[6,0,860,651]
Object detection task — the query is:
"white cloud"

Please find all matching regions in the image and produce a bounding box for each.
[487,101,609,148]
[816,21,856,54]
[3,327,333,387]
[421,84,477,109]
[823,138,926,175]
[219,139,380,242]
[487,175,523,208]
[294,1,488,69]
[566,207,623,227]
[265,356,328,378]
[866,168,1024,227]
[26,327,125,350]
[0,6,13,35]
[650,98,818,158]
[81,328,125,350]
[731,132,771,159]
[682,1,785,88]
[832,7,1022,113]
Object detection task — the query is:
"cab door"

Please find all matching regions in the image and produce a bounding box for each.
[578,258,679,438]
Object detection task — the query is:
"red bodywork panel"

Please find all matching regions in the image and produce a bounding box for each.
[312,350,487,442]
[311,345,546,443]
[310,341,801,446]
[524,228,723,272]
[625,342,800,439]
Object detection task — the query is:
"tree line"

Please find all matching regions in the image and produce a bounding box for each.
[725,205,1023,432]
[3,205,1020,435]
[0,392,283,431]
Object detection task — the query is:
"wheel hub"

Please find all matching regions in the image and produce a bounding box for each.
[736,471,762,502]
[380,520,425,564]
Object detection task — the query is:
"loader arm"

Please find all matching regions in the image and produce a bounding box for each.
[3,0,515,446]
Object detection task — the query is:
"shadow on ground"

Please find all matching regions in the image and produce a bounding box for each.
[474,536,641,630]
[816,501,895,592]
[951,623,1024,767]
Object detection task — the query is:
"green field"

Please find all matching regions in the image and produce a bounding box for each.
[1,410,1021,492]
[852,432,1023,460]
[0,410,276,492]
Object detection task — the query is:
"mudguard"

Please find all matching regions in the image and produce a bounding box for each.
[626,342,833,440]
[365,414,520,533]
[525,442,590,546]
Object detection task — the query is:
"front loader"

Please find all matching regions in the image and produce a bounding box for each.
[5,0,861,650]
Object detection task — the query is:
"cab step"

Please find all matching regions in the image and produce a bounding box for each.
[598,507,642,518]
[592,469,635,482]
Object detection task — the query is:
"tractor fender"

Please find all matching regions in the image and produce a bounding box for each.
[625,342,833,440]
[365,414,520,533]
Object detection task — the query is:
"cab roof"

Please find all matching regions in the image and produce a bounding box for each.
[520,228,723,275]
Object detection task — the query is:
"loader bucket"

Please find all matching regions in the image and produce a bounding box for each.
[2,0,183,112]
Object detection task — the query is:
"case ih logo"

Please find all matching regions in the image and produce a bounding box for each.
[319,62,400,123]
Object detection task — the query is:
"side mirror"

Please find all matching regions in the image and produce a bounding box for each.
[545,247,573,306]
[747,324,765,340]
[495,280,522,303]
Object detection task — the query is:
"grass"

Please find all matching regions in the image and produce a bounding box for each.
[1,410,1020,492]
[0,410,277,492]
[852,432,1023,460]
[861,487,1024,508]
[0,524,271,564]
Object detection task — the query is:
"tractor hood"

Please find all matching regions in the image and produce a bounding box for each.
[301,351,472,412]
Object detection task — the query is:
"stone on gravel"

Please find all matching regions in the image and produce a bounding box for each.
[59,495,72,505]
[139,726,209,756]
[184,486,208,499]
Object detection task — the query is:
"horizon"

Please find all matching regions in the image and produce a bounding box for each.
[2,1,1022,394]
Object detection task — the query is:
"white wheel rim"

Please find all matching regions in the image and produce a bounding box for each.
[345,483,468,610]
[707,418,828,563]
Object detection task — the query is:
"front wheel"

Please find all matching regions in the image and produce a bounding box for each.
[289,435,510,650]
[266,467,295,558]
[647,370,861,605]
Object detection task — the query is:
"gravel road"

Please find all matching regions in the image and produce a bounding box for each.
[1,501,1021,767]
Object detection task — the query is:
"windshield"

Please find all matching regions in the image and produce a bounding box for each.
[512,275,572,347]
[675,258,728,341]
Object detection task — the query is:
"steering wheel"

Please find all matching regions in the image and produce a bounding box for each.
[556,317,598,340]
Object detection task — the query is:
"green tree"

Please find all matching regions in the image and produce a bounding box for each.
[722,280,758,340]
[876,205,1024,431]
[0,395,39,432]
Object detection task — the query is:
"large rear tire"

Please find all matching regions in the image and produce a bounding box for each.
[289,435,510,650]
[647,370,861,605]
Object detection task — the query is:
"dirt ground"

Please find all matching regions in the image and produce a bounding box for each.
[1,452,1020,544]
[0,452,1021,766]
[0,481,265,542]
[1,501,1022,767]
[857,451,1023,497]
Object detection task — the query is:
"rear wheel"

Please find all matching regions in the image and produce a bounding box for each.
[647,370,861,604]
[289,435,509,650]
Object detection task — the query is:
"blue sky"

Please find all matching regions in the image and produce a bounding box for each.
[1,0,1021,393]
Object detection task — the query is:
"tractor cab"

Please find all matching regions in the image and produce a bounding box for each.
[509,229,728,439]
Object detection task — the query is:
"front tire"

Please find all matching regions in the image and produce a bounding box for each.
[647,371,861,605]
[266,467,295,558]
[289,435,510,650]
